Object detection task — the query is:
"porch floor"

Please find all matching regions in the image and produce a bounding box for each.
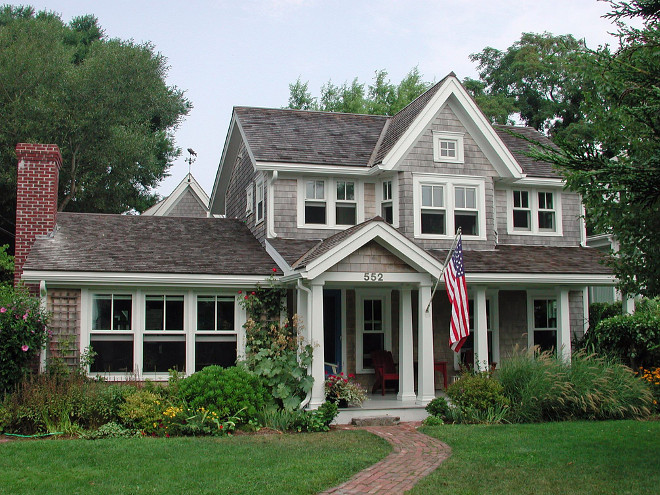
[334,390,447,425]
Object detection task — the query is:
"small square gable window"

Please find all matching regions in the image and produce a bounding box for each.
[433,131,464,164]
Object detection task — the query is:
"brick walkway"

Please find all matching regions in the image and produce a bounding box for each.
[320,422,451,494]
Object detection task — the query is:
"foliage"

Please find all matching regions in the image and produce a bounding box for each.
[177,365,268,424]
[0,373,135,434]
[252,400,338,433]
[588,301,623,332]
[324,373,368,406]
[447,371,510,412]
[528,2,660,296]
[0,244,13,284]
[497,349,653,422]
[288,67,431,116]
[425,396,451,420]
[0,6,191,248]
[161,404,239,437]
[443,403,510,425]
[117,389,164,433]
[421,414,444,426]
[240,276,314,411]
[0,284,50,392]
[468,32,592,145]
[81,421,139,439]
[584,300,660,368]
[415,421,660,495]
[638,366,660,411]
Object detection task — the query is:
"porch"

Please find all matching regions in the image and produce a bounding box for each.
[334,391,447,425]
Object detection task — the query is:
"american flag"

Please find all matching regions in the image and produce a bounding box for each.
[444,235,469,352]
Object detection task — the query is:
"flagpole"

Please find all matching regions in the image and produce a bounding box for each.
[425,227,461,313]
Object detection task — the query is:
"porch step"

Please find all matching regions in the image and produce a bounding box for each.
[351,416,400,427]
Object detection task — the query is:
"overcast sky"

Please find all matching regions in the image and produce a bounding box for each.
[28,0,622,199]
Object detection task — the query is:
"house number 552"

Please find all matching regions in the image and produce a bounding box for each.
[364,272,384,281]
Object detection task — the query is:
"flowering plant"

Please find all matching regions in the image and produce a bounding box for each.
[0,284,50,392]
[639,367,660,412]
[324,373,368,407]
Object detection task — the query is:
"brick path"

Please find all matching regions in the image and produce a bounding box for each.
[320,422,451,494]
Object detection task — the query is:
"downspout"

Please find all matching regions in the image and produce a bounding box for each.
[297,278,313,409]
[39,280,47,373]
[268,170,278,238]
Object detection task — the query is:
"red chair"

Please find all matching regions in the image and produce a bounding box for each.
[371,350,399,396]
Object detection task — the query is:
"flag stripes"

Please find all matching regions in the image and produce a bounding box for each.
[444,236,469,352]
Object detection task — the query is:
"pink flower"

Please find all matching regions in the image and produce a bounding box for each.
[21,345,29,352]
[251,291,256,295]
[244,295,248,300]
[23,312,28,320]
[0,307,6,313]
[238,290,242,294]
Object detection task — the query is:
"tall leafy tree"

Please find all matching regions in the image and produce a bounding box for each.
[0,6,191,248]
[531,0,660,297]
[287,68,431,116]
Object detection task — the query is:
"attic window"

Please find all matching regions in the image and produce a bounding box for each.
[433,131,464,164]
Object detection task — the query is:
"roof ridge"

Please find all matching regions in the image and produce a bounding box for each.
[234,105,389,119]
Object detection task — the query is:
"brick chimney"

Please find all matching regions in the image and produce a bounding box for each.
[14,143,62,287]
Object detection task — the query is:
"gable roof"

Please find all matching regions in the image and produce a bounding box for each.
[493,125,562,179]
[234,106,387,167]
[142,173,210,217]
[24,213,277,276]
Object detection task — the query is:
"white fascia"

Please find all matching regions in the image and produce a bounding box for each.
[254,161,384,177]
[380,76,523,179]
[22,270,274,288]
[264,240,295,277]
[465,272,616,286]
[510,177,566,187]
[301,222,443,280]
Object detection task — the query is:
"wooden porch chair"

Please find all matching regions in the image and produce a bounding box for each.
[371,350,399,396]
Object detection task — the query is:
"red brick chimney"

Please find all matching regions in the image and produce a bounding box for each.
[14,143,62,287]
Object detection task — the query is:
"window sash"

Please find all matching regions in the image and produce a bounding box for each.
[439,140,457,158]
[92,294,132,331]
[145,295,184,331]
[382,181,392,201]
[197,296,236,332]
[255,180,264,222]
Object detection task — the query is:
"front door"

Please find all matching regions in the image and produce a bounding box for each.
[323,289,342,374]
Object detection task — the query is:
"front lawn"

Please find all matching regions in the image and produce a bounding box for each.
[413,420,660,495]
[0,430,390,495]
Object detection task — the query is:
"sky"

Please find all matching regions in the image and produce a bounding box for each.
[26,0,623,199]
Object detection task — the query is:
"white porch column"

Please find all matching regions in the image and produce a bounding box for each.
[558,288,572,362]
[398,287,415,402]
[473,286,489,372]
[309,281,325,409]
[623,294,636,314]
[417,282,435,404]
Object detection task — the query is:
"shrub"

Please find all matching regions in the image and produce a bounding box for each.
[582,298,660,369]
[497,349,653,422]
[255,401,338,432]
[118,390,164,432]
[325,373,368,406]
[447,371,510,412]
[306,400,338,431]
[425,397,451,420]
[177,365,268,424]
[162,404,237,436]
[422,415,444,426]
[82,422,138,439]
[0,284,50,393]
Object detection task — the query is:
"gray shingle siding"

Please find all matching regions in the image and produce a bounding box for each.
[167,189,207,218]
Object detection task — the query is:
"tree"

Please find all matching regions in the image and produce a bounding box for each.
[531,0,660,297]
[467,32,593,146]
[287,67,432,116]
[0,6,191,248]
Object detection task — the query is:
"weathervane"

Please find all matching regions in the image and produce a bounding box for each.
[185,148,197,177]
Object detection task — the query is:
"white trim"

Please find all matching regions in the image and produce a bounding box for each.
[511,177,565,187]
[255,175,265,225]
[143,173,210,217]
[299,222,443,281]
[264,240,295,276]
[412,174,487,240]
[245,183,253,215]
[432,130,464,163]
[356,289,392,373]
[22,270,273,287]
[375,175,399,227]
[317,272,433,284]
[506,187,564,236]
[381,76,524,178]
[256,161,380,176]
[466,272,615,286]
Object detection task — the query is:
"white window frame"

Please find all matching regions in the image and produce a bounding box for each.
[356,290,391,373]
[335,180,357,226]
[526,292,559,351]
[412,174,486,240]
[297,178,364,229]
[376,176,399,227]
[507,188,562,236]
[433,131,464,164]
[255,177,265,224]
[245,183,253,215]
[82,289,244,380]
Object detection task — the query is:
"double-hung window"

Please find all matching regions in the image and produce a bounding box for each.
[143,295,185,373]
[245,184,253,215]
[305,180,326,224]
[421,184,446,235]
[255,178,264,224]
[356,291,391,373]
[90,294,133,373]
[510,189,560,234]
[531,298,557,353]
[196,296,237,372]
[414,175,485,239]
[454,186,479,236]
[335,180,356,225]
[381,180,393,224]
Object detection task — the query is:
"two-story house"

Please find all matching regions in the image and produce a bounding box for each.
[15,74,614,410]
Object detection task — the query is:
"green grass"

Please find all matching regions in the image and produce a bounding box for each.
[0,430,390,495]
[412,420,660,495]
